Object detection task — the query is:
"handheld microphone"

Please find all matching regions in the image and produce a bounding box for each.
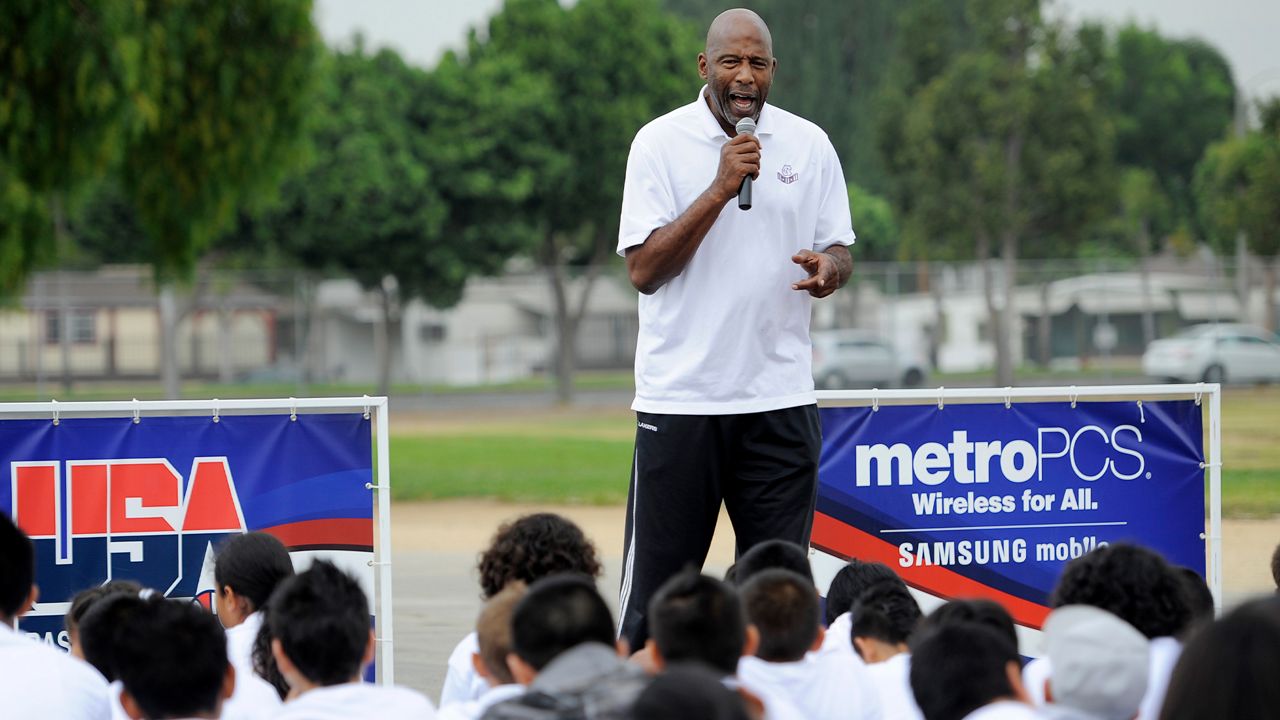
[735,116,756,211]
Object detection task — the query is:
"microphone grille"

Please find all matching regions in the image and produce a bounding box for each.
[735,116,756,136]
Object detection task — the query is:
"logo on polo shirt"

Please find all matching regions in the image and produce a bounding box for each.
[777,164,798,184]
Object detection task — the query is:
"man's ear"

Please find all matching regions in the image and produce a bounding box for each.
[119,688,146,720]
[644,639,665,671]
[19,585,38,619]
[743,624,760,658]
[852,635,869,661]
[471,651,496,685]
[1008,661,1030,703]
[272,638,298,687]
[810,624,826,652]
[698,52,709,80]
[362,628,376,667]
[222,664,237,703]
[506,653,537,686]
[1043,678,1053,704]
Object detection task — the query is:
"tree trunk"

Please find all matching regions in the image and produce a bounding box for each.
[1138,223,1156,347]
[375,280,394,398]
[51,195,72,394]
[1265,257,1278,335]
[1236,232,1250,325]
[159,284,181,399]
[544,231,612,406]
[977,230,1005,383]
[217,297,234,385]
[1037,280,1051,368]
[998,230,1018,386]
[929,264,944,370]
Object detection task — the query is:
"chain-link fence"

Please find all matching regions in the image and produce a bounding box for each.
[0,253,1270,391]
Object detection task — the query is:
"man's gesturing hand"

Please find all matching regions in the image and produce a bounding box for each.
[710,133,761,204]
[791,249,840,298]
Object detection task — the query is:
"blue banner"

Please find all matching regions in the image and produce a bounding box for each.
[2,413,374,648]
[814,400,1205,630]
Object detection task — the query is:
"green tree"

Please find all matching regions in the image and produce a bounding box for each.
[253,44,531,396]
[1103,25,1235,228]
[890,0,1116,384]
[1195,100,1280,333]
[0,1,142,387]
[846,183,899,262]
[455,0,700,403]
[118,0,320,397]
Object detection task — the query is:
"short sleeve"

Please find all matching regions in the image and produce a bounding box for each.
[617,139,677,257]
[812,137,856,252]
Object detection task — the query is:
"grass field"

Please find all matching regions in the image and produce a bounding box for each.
[388,386,1280,517]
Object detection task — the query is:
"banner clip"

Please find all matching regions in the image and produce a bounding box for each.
[1194,383,1204,406]
[212,399,220,424]
[367,560,391,567]
[365,482,388,491]
[1199,461,1222,469]
[1004,387,1013,409]
[937,387,945,411]
[51,398,59,426]
[289,397,297,422]
[1068,386,1078,409]
[362,394,372,420]
[132,398,140,424]
[871,388,879,412]
[1137,400,1145,423]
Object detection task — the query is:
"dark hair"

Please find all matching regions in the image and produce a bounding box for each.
[910,623,1020,720]
[1159,597,1280,720]
[252,609,289,700]
[79,593,151,680]
[1176,567,1215,635]
[67,580,144,643]
[0,512,34,618]
[741,569,819,662]
[116,599,228,719]
[733,540,813,587]
[825,560,904,625]
[214,532,294,611]
[649,568,745,675]
[922,599,1018,652]
[1271,543,1280,592]
[1051,543,1189,639]
[632,662,752,720]
[267,560,370,686]
[478,514,602,599]
[850,581,922,651]
[511,574,615,671]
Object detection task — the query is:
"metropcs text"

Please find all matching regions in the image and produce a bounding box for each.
[854,426,1145,487]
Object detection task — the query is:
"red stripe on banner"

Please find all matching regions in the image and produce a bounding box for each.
[812,511,1050,629]
[263,518,373,549]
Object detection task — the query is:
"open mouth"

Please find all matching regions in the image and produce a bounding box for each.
[728,92,756,115]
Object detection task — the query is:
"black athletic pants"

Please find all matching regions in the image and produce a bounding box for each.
[616,404,822,651]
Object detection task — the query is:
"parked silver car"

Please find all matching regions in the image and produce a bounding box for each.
[1142,323,1280,384]
[811,329,929,389]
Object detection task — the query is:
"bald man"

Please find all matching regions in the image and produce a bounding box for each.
[616,9,856,650]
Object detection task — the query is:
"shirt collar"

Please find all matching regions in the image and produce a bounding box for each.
[696,85,775,139]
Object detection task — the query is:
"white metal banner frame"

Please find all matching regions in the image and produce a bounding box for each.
[815,383,1224,609]
[0,396,397,684]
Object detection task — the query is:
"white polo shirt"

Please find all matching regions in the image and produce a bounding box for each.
[738,651,881,720]
[0,622,111,720]
[618,86,855,415]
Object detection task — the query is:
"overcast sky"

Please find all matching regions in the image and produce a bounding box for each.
[314,0,1280,100]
